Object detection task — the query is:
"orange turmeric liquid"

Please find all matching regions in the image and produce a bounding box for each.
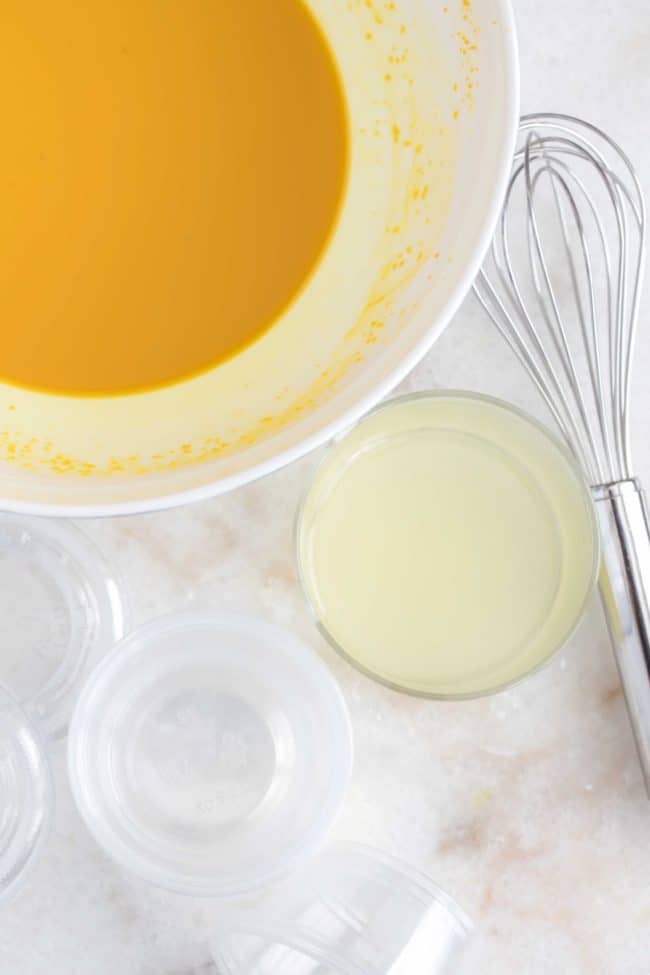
[0,1,348,396]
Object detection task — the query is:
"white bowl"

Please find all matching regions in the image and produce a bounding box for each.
[0,0,519,516]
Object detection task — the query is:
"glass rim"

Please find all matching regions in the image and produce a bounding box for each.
[294,388,601,702]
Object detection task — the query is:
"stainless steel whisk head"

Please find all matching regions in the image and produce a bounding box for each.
[475,113,646,488]
[475,113,650,795]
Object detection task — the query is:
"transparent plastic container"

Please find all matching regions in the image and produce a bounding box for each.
[0,515,128,902]
[0,516,129,739]
[0,687,53,904]
[210,844,474,974]
[68,614,353,896]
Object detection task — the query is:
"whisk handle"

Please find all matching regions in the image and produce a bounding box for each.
[594,479,650,797]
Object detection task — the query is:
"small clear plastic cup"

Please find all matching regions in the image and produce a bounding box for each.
[67,614,353,896]
[210,844,473,974]
[0,687,53,904]
[0,515,129,902]
[0,516,129,740]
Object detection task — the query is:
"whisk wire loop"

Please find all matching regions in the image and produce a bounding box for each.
[474,113,645,488]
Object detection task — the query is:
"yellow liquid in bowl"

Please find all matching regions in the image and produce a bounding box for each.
[0,0,348,395]
[297,394,598,697]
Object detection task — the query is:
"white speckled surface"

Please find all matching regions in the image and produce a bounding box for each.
[2,1,650,972]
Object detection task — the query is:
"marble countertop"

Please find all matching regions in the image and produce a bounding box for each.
[3,1,650,972]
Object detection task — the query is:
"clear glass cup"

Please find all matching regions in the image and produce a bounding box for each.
[296,391,600,699]
[210,844,473,974]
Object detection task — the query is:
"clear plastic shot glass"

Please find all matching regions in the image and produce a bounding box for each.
[68,614,353,896]
[0,687,53,904]
[0,515,128,902]
[210,844,474,974]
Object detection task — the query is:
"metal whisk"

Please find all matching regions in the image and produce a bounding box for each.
[474,113,650,793]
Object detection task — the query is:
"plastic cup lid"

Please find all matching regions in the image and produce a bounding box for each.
[68,613,353,897]
[0,686,53,904]
[0,516,129,740]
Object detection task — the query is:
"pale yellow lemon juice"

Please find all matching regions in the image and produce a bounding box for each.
[297,393,599,697]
